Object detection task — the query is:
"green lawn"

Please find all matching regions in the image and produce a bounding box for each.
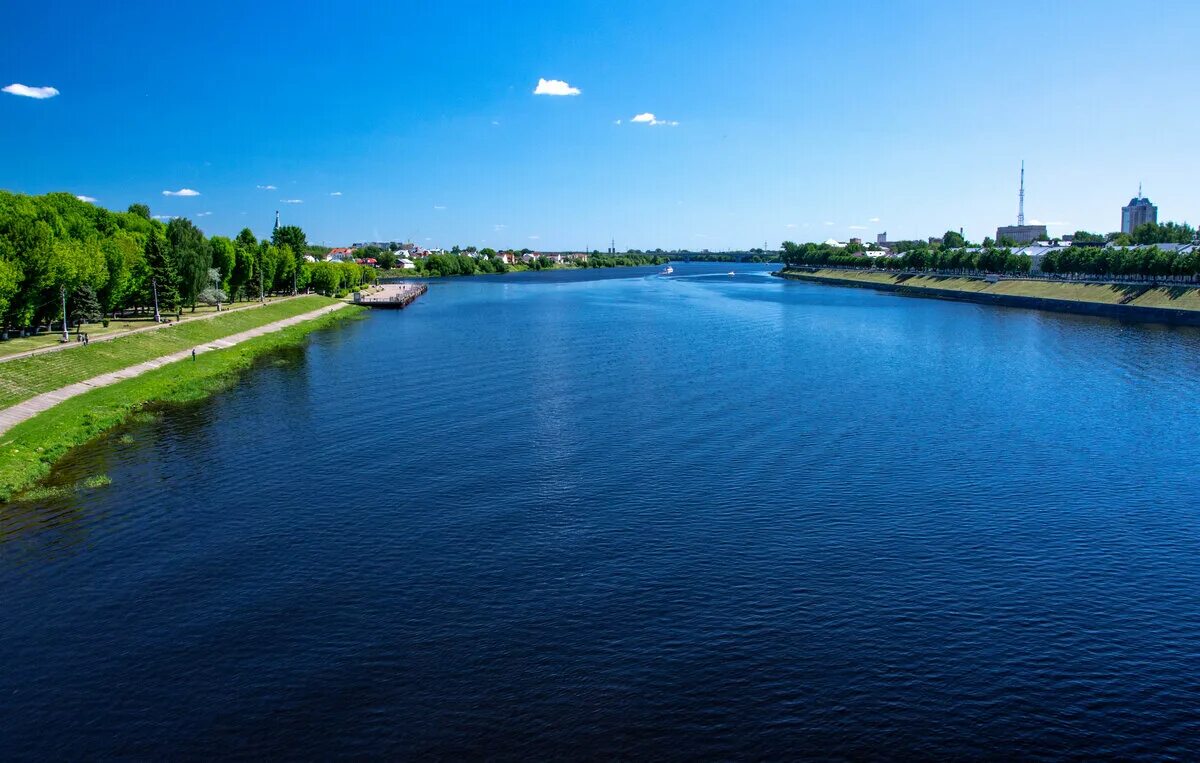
[0,297,304,360]
[0,295,338,409]
[0,306,360,501]
[800,269,1200,310]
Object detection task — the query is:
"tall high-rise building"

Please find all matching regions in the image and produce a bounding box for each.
[1121,187,1157,234]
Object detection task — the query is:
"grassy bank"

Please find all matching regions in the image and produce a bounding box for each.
[0,305,363,501]
[0,298,304,360]
[784,269,1200,311]
[0,295,339,409]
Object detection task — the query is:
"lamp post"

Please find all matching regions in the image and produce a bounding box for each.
[60,286,69,342]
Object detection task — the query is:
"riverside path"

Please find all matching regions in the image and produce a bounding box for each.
[0,301,351,437]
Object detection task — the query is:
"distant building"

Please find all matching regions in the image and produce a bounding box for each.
[1121,192,1157,234]
[996,224,1048,244]
[397,258,416,270]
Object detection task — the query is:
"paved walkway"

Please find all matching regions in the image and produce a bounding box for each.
[0,301,350,437]
[0,295,303,365]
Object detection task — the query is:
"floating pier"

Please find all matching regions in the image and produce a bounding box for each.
[353,283,427,309]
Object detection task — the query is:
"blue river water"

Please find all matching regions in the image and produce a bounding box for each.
[4,262,1200,758]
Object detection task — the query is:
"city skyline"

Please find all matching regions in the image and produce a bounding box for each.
[3,0,1199,248]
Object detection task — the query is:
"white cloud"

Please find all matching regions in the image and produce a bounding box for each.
[848,225,867,230]
[529,235,540,240]
[433,205,447,210]
[256,184,277,190]
[491,120,500,126]
[785,223,797,229]
[868,217,880,223]
[823,221,834,226]
[152,214,177,221]
[533,78,580,96]
[3,83,59,99]
[197,211,212,217]
[631,112,678,126]
[76,195,97,203]
[280,199,303,204]
[614,119,622,125]
[162,188,200,197]
[329,191,342,196]
[493,224,506,231]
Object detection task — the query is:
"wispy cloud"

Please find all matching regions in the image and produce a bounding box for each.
[256,184,277,190]
[197,211,212,217]
[823,221,834,226]
[433,205,447,210]
[849,225,867,230]
[868,217,880,223]
[280,199,303,204]
[329,191,342,196]
[529,235,540,240]
[533,78,580,96]
[76,195,97,203]
[163,188,200,197]
[614,119,622,125]
[491,120,500,126]
[3,83,59,99]
[785,223,797,229]
[152,214,177,221]
[631,112,678,126]
[493,224,506,231]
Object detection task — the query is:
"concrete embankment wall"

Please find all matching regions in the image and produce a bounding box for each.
[774,271,1200,327]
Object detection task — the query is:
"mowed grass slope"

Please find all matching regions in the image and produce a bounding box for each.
[0,296,338,409]
[803,269,1200,310]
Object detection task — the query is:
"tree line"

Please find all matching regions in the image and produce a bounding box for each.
[781,239,1033,275]
[388,251,669,278]
[0,191,376,336]
[784,221,1200,279]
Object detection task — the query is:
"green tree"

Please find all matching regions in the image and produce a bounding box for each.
[209,236,236,293]
[942,230,965,249]
[98,230,142,317]
[166,217,211,310]
[272,224,307,294]
[70,283,103,324]
[142,230,178,321]
[376,249,397,269]
[47,237,108,339]
[127,203,151,220]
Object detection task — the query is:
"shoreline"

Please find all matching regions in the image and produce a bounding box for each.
[0,304,365,501]
[774,269,1200,327]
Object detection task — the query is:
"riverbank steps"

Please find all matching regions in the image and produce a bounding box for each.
[0,296,342,411]
[0,306,364,501]
[777,268,1200,323]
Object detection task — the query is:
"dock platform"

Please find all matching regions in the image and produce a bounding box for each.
[354,283,427,309]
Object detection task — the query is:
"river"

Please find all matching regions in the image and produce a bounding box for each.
[4,262,1200,758]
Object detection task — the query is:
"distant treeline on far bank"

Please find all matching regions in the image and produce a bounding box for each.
[782,221,1200,280]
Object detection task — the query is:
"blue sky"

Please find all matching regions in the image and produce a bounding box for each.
[3,0,1198,249]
